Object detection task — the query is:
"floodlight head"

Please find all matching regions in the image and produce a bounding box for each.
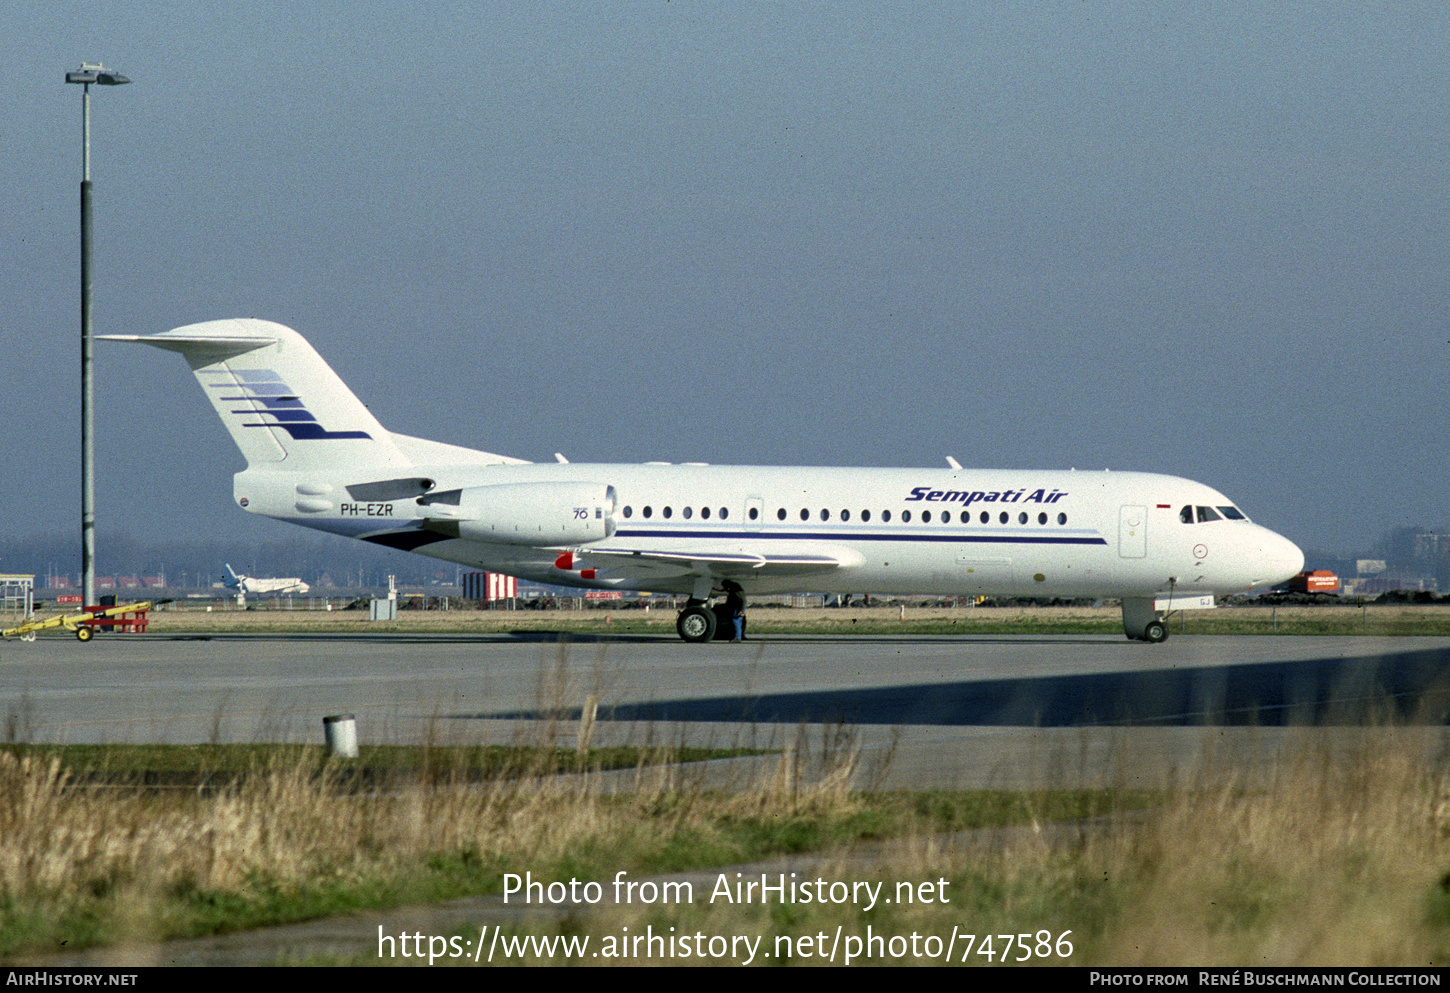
[65,63,130,85]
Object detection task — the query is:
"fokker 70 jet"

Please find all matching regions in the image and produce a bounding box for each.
[105,319,1304,643]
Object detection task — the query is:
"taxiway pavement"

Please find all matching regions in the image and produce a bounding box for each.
[2,631,1447,789]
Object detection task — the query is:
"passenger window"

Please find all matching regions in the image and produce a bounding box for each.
[902,510,912,523]
[922,511,932,523]
[1018,512,1028,524]
[841,509,851,522]
[663,506,673,519]
[1057,512,1067,525]
[820,509,830,521]
[776,508,786,521]
[980,511,989,524]
[800,508,809,521]
[623,506,633,519]
[683,507,693,519]
[882,510,892,523]
[999,511,1008,524]
[1037,512,1047,524]
[961,511,970,524]
[700,507,710,519]
[721,507,729,520]
[643,506,653,519]
[862,509,871,522]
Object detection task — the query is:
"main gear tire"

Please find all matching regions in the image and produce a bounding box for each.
[676,606,718,643]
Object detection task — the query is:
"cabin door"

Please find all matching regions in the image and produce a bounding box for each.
[1119,505,1147,559]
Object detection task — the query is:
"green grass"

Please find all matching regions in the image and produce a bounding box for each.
[135,602,1450,638]
[0,742,1155,957]
[0,743,763,786]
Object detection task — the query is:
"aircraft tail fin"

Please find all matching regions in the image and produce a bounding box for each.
[103,319,412,474]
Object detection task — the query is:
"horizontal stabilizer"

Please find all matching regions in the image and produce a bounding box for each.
[99,333,276,361]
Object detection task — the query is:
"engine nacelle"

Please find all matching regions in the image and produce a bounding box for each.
[419,482,616,546]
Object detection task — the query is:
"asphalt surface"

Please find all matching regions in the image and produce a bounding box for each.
[2,630,1448,789]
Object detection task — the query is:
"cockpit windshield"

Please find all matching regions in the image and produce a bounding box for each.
[1179,505,1250,524]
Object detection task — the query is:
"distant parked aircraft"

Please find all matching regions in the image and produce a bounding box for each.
[222,563,308,599]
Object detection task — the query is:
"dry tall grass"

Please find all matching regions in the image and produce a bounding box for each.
[457,728,1450,966]
[1083,729,1450,965]
[2,724,1449,963]
[0,724,869,955]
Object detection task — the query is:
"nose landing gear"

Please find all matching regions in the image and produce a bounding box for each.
[1121,597,1169,643]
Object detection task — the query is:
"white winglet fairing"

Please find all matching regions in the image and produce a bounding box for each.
[108,319,1305,643]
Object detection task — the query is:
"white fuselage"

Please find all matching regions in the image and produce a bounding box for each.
[235,460,1304,601]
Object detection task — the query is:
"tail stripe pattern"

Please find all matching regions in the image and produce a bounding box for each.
[202,368,373,441]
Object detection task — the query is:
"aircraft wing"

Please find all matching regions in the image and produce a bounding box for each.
[567,543,860,586]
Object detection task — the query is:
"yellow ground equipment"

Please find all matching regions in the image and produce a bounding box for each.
[2,601,151,642]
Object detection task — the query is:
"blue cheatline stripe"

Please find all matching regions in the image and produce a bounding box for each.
[612,528,1107,546]
[342,524,1107,549]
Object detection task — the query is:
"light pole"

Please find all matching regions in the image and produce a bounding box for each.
[65,62,130,607]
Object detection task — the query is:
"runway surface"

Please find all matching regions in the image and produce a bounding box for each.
[3,631,1449,789]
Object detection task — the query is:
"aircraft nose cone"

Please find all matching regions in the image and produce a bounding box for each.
[1256,531,1304,587]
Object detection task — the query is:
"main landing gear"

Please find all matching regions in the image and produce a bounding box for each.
[1121,597,1169,643]
[676,602,717,643]
[675,591,747,643]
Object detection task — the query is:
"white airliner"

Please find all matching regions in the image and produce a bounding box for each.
[221,564,309,597]
[105,319,1304,643]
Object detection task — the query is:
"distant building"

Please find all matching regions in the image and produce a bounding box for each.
[1341,571,1437,596]
[463,571,517,601]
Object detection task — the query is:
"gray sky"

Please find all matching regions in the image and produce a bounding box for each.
[5,2,1447,560]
